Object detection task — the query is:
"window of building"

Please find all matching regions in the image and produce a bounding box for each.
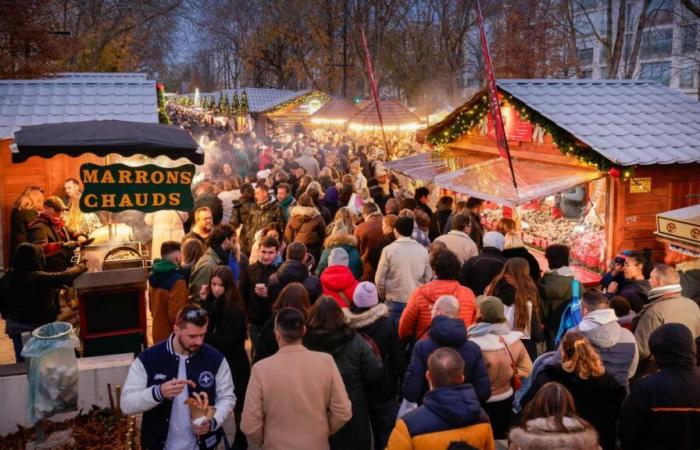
[581,69,593,79]
[682,25,697,54]
[647,0,674,25]
[578,47,594,65]
[600,45,607,63]
[574,0,598,12]
[641,28,673,59]
[680,67,696,89]
[640,61,671,85]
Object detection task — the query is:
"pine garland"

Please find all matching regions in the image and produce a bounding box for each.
[426,89,630,177]
[264,91,330,114]
[156,83,171,125]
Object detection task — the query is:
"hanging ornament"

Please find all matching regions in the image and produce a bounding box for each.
[532,125,545,145]
[608,167,621,178]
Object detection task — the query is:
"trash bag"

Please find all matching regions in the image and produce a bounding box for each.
[21,322,79,424]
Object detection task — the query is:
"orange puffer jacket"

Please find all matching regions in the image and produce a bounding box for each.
[398,279,477,341]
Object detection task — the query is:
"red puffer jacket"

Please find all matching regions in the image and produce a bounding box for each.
[320,265,358,308]
[399,279,477,341]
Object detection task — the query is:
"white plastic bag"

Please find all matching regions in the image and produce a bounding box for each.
[21,322,79,424]
[397,398,418,418]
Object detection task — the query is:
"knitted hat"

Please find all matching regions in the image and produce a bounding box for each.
[483,231,505,251]
[328,247,349,267]
[353,282,378,308]
[477,295,506,323]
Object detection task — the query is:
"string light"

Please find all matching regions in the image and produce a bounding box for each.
[426,90,632,177]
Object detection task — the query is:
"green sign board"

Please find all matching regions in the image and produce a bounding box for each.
[79,163,195,213]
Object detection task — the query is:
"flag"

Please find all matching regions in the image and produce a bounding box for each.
[475,0,518,189]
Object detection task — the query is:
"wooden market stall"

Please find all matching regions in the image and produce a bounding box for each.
[347,99,423,133]
[0,75,160,267]
[417,79,700,274]
[308,97,359,128]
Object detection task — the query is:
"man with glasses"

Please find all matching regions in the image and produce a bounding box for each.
[121,304,235,450]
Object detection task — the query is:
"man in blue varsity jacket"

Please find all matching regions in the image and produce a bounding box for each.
[121,305,235,450]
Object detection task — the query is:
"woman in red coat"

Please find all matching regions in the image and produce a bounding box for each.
[320,248,358,308]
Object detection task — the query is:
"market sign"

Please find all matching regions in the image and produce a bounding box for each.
[629,177,652,194]
[487,105,533,142]
[79,163,195,213]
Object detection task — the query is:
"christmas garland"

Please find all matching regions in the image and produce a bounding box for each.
[426,89,632,179]
[263,91,330,114]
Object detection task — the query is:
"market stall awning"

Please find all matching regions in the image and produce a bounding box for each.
[434,158,603,207]
[347,100,423,132]
[310,98,359,125]
[383,152,490,182]
[12,120,203,164]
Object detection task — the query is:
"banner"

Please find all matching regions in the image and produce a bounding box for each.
[79,163,195,213]
[475,0,518,189]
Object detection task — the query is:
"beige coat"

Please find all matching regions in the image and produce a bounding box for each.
[634,294,700,359]
[375,237,432,302]
[241,344,352,450]
[434,230,479,264]
[468,326,532,401]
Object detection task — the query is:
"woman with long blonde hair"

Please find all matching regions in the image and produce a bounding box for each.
[520,332,625,450]
[9,187,44,264]
[487,257,544,359]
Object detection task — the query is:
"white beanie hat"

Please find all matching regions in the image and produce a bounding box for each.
[353,282,378,308]
[328,247,349,267]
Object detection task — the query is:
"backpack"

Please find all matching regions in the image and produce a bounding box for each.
[554,279,582,346]
[360,332,382,358]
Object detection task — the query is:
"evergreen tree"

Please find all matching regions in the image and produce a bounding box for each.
[232,91,240,116]
[240,90,249,115]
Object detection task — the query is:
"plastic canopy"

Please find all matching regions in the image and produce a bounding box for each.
[433,158,603,207]
[383,152,490,183]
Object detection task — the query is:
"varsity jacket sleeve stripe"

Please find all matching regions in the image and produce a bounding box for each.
[120,358,162,415]
[212,358,236,430]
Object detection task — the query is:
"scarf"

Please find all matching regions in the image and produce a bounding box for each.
[38,213,67,240]
[647,284,683,302]
[467,321,512,338]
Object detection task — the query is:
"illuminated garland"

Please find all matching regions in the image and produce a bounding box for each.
[426,90,633,179]
[156,83,171,125]
[264,91,331,114]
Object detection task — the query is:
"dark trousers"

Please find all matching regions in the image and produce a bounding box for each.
[483,395,514,439]
[369,399,398,450]
[10,333,24,363]
[248,323,262,360]
[386,300,406,329]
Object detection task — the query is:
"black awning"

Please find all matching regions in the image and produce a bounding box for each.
[12,120,203,164]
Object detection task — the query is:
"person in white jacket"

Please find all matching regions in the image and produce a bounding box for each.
[121,305,235,450]
[145,210,187,259]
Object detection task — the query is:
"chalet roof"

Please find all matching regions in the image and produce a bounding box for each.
[0,77,157,139]
[310,97,359,123]
[430,79,700,166]
[497,79,700,165]
[213,88,312,113]
[347,99,422,130]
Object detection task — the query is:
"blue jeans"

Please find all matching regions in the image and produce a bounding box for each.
[386,300,406,329]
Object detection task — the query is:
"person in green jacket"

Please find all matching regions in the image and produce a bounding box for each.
[316,222,363,279]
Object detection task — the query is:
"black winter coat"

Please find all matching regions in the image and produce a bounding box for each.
[251,313,278,363]
[618,323,700,450]
[428,206,452,241]
[303,327,383,450]
[9,208,38,266]
[344,303,407,402]
[502,246,542,282]
[27,215,73,273]
[202,294,250,415]
[266,260,322,305]
[522,364,626,450]
[615,278,650,313]
[239,260,281,326]
[1,245,85,325]
[460,247,506,295]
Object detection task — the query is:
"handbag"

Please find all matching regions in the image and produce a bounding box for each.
[499,336,522,391]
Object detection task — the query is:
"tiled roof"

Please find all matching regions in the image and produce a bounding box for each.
[55,72,148,81]
[209,88,311,113]
[348,100,422,127]
[496,79,700,165]
[0,78,157,139]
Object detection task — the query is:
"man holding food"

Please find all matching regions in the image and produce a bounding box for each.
[121,304,235,450]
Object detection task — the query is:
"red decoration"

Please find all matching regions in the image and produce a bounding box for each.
[156,83,165,91]
[608,167,621,178]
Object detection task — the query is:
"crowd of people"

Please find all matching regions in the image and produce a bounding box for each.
[2,114,700,450]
